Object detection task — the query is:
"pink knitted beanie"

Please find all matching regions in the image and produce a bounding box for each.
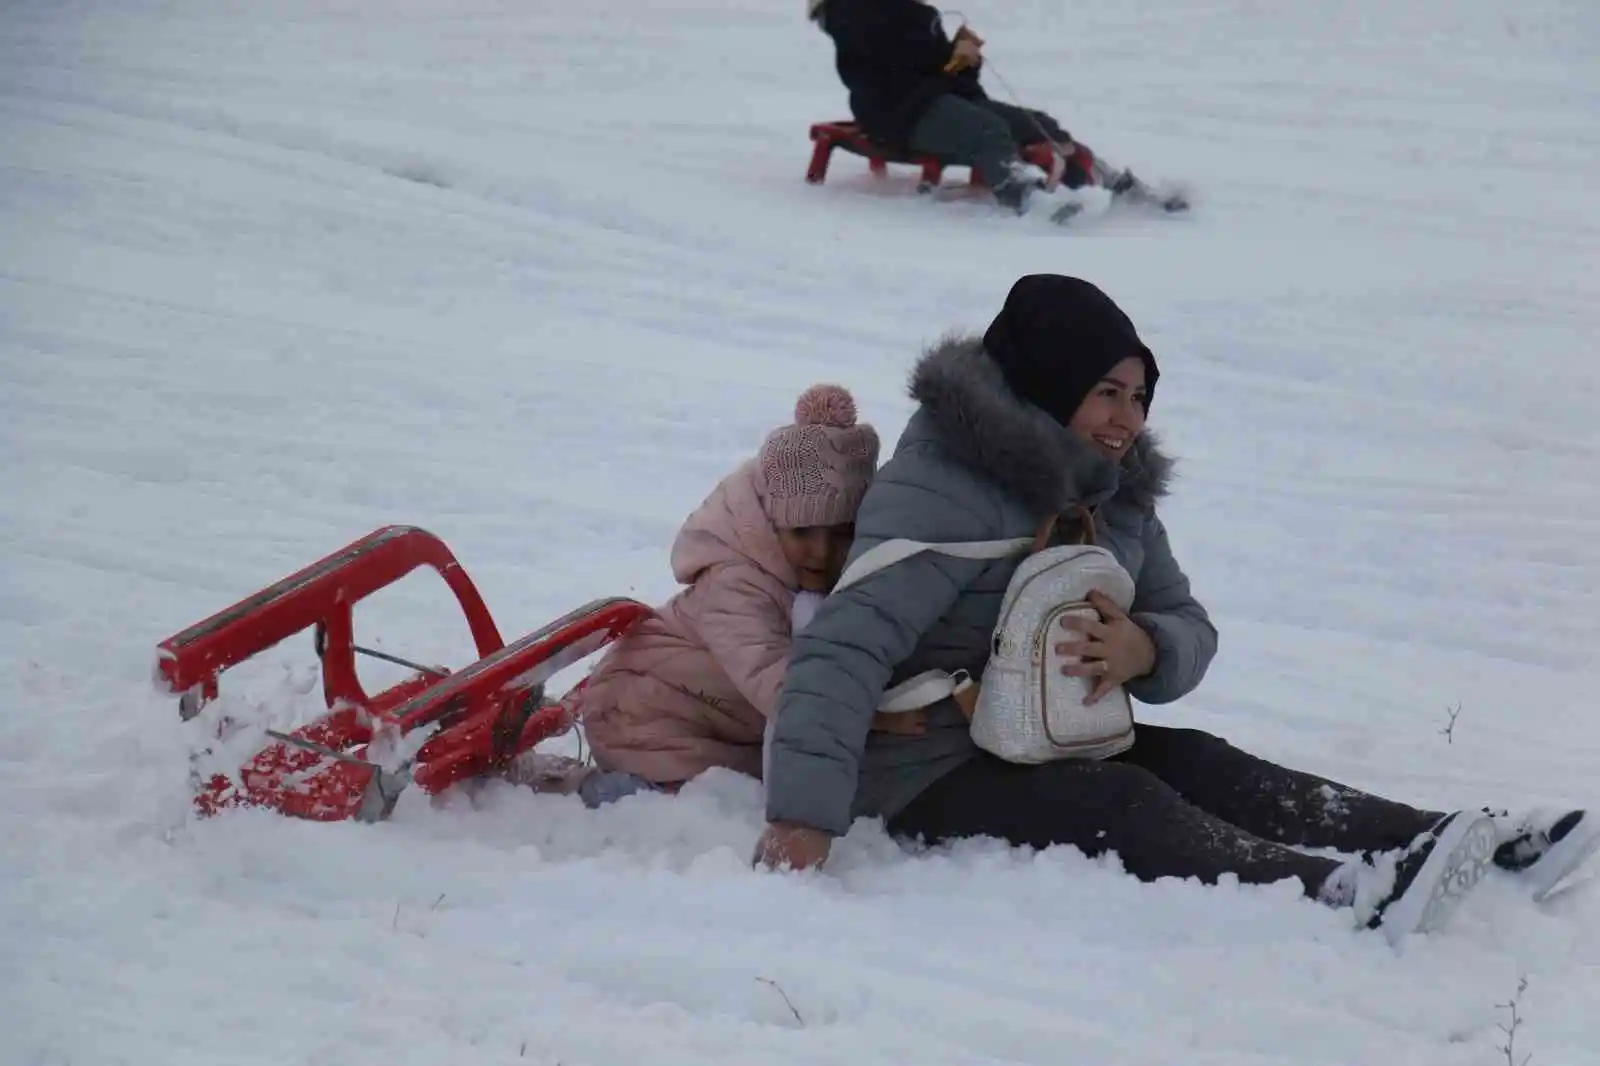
[756,384,881,530]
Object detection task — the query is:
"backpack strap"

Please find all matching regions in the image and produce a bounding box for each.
[1061,502,1097,547]
[832,534,1034,595]
[835,514,1066,714]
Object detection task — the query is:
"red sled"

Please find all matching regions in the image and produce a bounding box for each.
[153,525,649,823]
[805,119,1073,191]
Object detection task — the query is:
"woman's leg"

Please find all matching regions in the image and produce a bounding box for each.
[887,752,1341,897]
[1118,725,1444,853]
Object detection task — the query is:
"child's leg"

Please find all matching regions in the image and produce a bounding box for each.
[501,750,663,808]
[973,99,1070,145]
[1118,725,1444,854]
[906,95,1037,208]
[968,100,1094,187]
[577,768,669,809]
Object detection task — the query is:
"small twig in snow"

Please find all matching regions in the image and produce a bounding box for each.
[756,977,805,1025]
[392,901,401,932]
[1440,702,1462,744]
[1495,975,1532,1066]
[431,893,446,911]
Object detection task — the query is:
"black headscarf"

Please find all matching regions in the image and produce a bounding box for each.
[981,274,1159,425]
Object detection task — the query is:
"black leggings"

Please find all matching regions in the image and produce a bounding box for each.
[886,725,1445,897]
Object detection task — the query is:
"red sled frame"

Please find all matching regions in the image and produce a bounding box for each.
[805,119,1071,192]
[154,525,649,823]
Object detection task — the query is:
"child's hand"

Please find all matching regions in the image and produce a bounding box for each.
[952,680,981,722]
[870,709,929,735]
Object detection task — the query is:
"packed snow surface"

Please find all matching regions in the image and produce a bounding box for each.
[4,1,1599,1063]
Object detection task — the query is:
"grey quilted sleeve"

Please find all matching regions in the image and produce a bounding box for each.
[764,459,1003,836]
[1124,512,1218,705]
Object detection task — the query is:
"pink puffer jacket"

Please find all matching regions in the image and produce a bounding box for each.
[578,460,801,785]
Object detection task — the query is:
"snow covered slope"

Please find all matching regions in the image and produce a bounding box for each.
[4,1,1598,1063]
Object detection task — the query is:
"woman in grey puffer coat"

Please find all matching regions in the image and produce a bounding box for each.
[756,274,1590,938]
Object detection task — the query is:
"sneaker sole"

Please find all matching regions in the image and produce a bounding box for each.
[1382,813,1497,946]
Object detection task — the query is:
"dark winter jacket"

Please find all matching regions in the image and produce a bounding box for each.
[764,337,1219,837]
[818,0,988,147]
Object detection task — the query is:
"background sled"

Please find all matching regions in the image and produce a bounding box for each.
[805,119,1189,215]
[154,524,648,823]
[805,119,1062,193]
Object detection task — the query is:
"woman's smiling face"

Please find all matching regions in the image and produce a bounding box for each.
[1068,355,1148,460]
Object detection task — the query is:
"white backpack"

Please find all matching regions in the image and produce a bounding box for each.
[833,515,1138,764]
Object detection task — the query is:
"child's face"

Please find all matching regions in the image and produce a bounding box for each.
[778,523,856,593]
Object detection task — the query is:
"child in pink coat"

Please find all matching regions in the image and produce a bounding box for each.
[567,384,886,807]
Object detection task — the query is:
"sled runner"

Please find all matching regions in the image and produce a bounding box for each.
[154,524,649,823]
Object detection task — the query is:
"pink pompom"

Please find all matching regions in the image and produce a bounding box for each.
[794,383,857,428]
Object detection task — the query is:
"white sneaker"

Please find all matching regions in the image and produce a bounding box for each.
[1486,807,1598,900]
[1322,811,1498,945]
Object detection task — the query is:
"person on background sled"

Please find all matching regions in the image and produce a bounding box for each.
[510,384,925,808]
[756,274,1594,938]
[808,0,1145,215]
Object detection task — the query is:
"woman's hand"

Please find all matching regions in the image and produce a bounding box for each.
[754,822,832,871]
[1055,590,1157,704]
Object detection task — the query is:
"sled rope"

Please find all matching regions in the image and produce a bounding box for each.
[986,58,1087,176]
[351,644,449,679]
[559,689,590,767]
[935,8,1127,185]
[264,728,377,766]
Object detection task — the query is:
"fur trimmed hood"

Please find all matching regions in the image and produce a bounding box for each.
[907,334,1174,517]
